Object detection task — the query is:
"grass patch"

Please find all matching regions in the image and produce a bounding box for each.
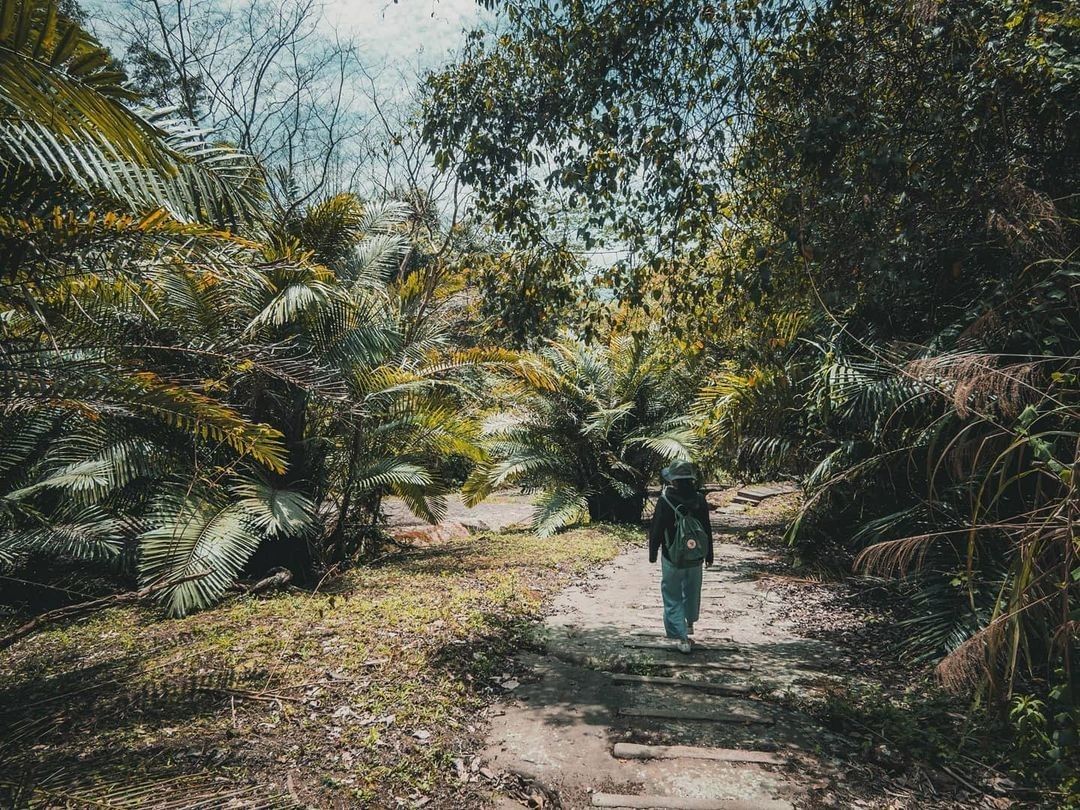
[0,524,630,808]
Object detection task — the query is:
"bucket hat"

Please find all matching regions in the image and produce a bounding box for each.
[660,460,696,482]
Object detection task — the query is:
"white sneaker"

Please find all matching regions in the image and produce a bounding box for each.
[677,639,692,654]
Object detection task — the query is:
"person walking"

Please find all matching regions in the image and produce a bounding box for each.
[648,460,713,653]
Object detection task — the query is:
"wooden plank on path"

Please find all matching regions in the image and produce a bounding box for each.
[591,792,791,809]
[630,631,734,643]
[613,742,781,764]
[623,640,740,652]
[619,707,773,725]
[645,660,752,673]
[611,673,750,696]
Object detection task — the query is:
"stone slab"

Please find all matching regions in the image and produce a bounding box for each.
[620,707,773,725]
[642,660,752,673]
[623,641,741,652]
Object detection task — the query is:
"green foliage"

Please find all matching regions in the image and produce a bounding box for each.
[465,334,698,535]
[0,0,492,615]
[463,247,588,348]
[423,0,796,268]
[816,680,974,766]
[736,0,1077,343]
[806,677,1071,802]
[139,484,314,617]
[427,0,1079,719]
[709,0,1079,704]
[0,0,263,224]
[1010,674,1080,799]
[423,0,821,335]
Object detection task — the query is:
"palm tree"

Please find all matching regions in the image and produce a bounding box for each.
[0,2,497,615]
[254,193,502,563]
[464,334,698,536]
[0,210,333,614]
[0,0,264,224]
[0,2,306,615]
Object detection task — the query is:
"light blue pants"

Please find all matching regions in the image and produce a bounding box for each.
[660,557,703,640]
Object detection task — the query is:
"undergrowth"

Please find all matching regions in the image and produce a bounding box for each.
[807,679,1080,808]
[0,525,631,808]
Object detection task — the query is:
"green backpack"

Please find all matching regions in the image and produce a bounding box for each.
[661,490,709,568]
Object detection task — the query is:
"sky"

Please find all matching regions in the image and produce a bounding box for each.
[84,0,489,93]
[325,0,488,75]
[80,0,500,230]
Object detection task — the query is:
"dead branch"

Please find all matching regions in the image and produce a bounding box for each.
[0,572,209,653]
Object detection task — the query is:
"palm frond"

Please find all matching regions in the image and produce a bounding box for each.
[531,486,589,538]
[2,507,125,563]
[0,6,264,223]
[231,480,315,538]
[350,460,432,493]
[138,492,263,617]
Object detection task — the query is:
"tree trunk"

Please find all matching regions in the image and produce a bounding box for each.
[245,385,317,580]
[328,427,363,563]
[587,490,646,524]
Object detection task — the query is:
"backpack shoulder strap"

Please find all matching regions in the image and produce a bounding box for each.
[660,489,684,516]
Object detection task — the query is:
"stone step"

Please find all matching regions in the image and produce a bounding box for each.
[611,673,750,696]
[619,707,774,725]
[591,792,792,809]
[736,482,799,499]
[735,491,768,502]
[613,742,781,764]
[730,496,760,506]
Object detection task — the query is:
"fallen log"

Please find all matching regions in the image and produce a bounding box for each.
[236,567,293,595]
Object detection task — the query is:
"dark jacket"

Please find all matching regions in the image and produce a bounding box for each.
[648,485,714,565]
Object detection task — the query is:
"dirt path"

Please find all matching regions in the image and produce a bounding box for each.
[481,498,842,810]
[383,491,537,532]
